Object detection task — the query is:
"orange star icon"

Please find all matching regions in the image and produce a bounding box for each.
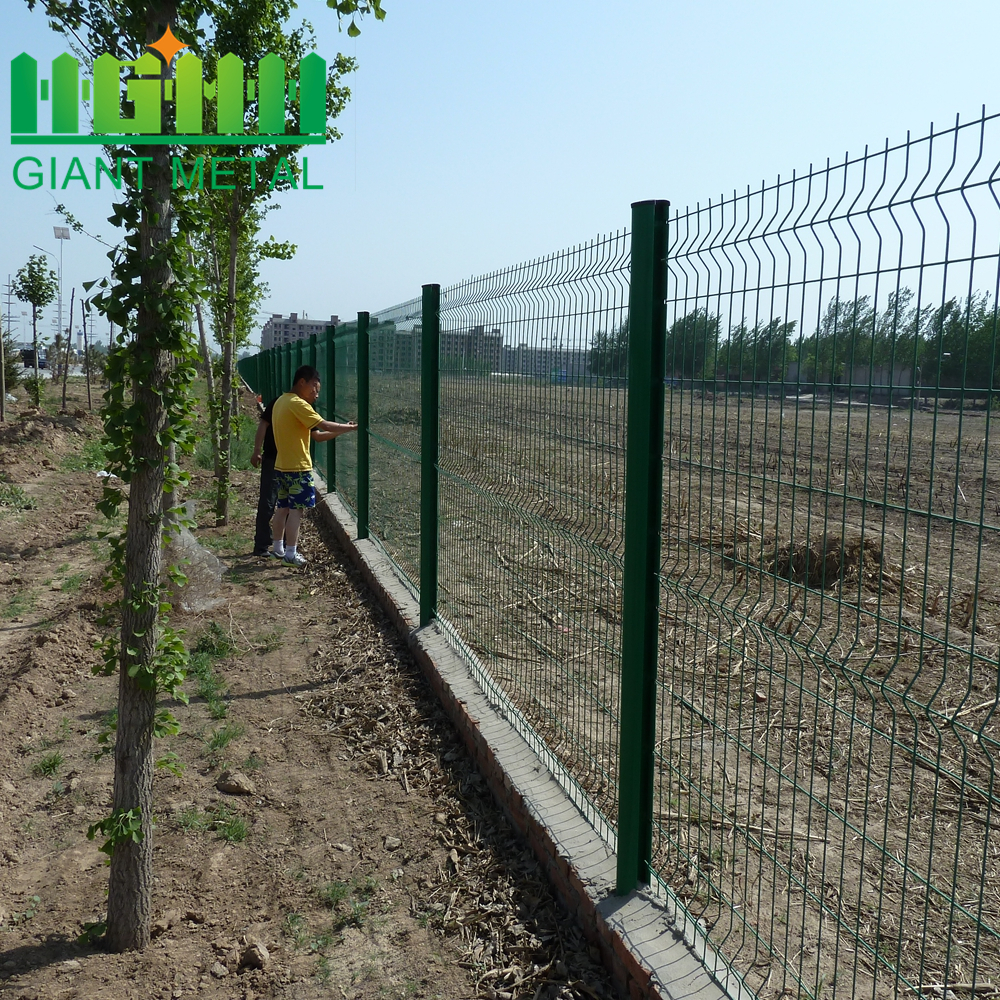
[147,25,188,66]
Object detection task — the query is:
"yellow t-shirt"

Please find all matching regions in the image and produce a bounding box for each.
[272,392,323,472]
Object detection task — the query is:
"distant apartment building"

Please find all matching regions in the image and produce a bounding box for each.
[441,325,503,371]
[501,344,590,378]
[302,319,591,378]
[260,312,340,351]
[369,320,420,371]
[367,323,503,372]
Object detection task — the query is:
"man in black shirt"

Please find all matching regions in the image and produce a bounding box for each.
[250,398,279,556]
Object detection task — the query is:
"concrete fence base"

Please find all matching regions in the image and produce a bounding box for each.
[315,486,736,1000]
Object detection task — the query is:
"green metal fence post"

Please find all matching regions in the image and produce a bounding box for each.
[616,199,670,896]
[357,311,370,539]
[326,324,336,491]
[308,334,318,466]
[295,337,304,374]
[420,285,440,628]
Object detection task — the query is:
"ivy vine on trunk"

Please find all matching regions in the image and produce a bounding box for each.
[32,0,385,954]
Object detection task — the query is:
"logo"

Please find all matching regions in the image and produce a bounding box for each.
[11,26,328,146]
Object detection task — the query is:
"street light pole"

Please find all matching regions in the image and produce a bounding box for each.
[54,227,71,370]
[32,228,71,377]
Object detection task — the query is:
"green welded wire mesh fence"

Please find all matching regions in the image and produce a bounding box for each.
[238,108,1000,1000]
[365,296,423,596]
[431,234,631,841]
[656,110,1000,1000]
[331,321,359,512]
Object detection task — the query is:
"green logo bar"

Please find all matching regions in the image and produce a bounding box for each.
[9,27,328,146]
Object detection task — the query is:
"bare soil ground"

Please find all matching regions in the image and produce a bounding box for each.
[0,381,616,1000]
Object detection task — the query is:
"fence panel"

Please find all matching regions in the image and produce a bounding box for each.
[421,232,632,837]
[366,296,423,594]
[241,109,1000,1000]
[655,111,1000,999]
[331,323,358,510]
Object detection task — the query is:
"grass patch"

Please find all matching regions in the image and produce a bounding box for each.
[284,912,309,948]
[4,588,36,619]
[175,804,248,843]
[7,895,41,927]
[319,875,378,931]
[176,806,209,831]
[32,751,63,778]
[202,531,253,556]
[0,482,36,512]
[60,438,107,472]
[61,571,86,592]
[89,707,117,760]
[207,720,245,754]
[195,414,257,471]
[215,806,249,843]
[318,880,351,909]
[242,752,263,772]
[40,717,72,750]
[188,652,229,719]
[187,622,236,719]
[195,621,235,658]
[284,913,335,953]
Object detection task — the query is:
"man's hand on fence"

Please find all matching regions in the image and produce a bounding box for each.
[311,421,358,442]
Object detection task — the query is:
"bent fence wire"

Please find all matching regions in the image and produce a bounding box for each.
[238,109,1000,1000]
[659,111,1000,999]
[432,235,630,841]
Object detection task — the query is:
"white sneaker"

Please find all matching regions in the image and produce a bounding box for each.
[283,551,307,567]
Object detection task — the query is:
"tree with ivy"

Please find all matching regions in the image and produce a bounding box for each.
[190,0,353,524]
[29,0,385,953]
[12,254,58,406]
[200,203,295,522]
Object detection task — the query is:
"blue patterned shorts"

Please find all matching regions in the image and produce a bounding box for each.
[275,469,315,509]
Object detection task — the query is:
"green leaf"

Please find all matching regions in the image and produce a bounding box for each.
[155,753,184,777]
[347,18,361,36]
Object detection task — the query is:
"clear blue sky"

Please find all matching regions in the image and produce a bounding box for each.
[2,0,1000,347]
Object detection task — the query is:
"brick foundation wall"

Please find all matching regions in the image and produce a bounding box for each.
[314,487,734,1000]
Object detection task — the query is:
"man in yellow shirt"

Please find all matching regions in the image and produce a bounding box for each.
[269,365,357,566]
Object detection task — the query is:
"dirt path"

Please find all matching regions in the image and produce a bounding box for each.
[0,398,614,1000]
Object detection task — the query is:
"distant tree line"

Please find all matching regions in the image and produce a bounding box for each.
[589,291,1000,389]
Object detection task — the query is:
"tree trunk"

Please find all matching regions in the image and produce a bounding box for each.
[195,302,222,476]
[216,191,239,528]
[105,6,176,952]
[189,245,221,481]
[31,309,39,406]
[61,287,74,411]
[84,305,92,411]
